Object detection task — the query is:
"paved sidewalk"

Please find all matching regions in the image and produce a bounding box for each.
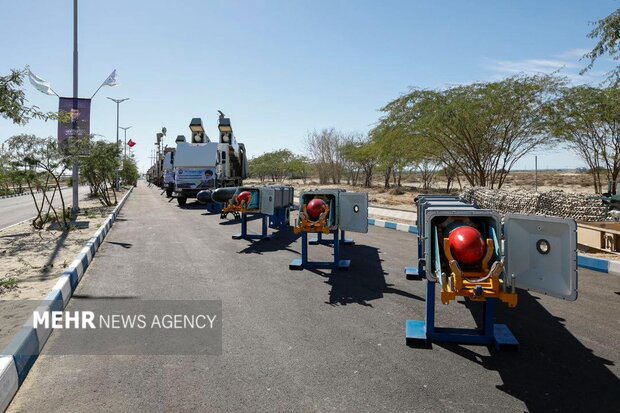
[368,205,415,223]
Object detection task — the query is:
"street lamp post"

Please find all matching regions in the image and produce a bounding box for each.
[71,0,79,213]
[119,126,132,161]
[106,97,129,190]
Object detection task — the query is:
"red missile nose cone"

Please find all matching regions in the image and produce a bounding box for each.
[448,226,486,265]
[306,198,326,220]
[237,191,251,204]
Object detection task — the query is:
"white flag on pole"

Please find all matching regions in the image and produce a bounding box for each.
[103,69,118,87]
[27,69,55,95]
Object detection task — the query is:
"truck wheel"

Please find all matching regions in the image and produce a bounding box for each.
[166,189,173,198]
[177,197,187,206]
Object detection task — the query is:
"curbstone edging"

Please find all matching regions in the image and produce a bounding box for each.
[366,218,619,276]
[368,218,417,234]
[0,357,18,412]
[0,187,134,410]
[0,190,46,200]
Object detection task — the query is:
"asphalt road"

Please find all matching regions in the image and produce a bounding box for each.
[0,187,90,230]
[8,185,620,412]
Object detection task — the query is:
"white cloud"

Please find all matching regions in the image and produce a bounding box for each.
[552,48,590,60]
[483,49,605,85]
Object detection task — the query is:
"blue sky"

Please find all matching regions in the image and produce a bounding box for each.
[0,0,616,172]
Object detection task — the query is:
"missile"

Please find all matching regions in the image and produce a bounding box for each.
[196,190,214,204]
[447,225,486,266]
[212,187,239,203]
[236,191,252,205]
[306,198,327,221]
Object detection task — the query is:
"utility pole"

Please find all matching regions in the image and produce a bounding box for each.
[156,132,163,186]
[107,97,129,190]
[119,126,132,161]
[535,155,538,193]
[71,0,79,213]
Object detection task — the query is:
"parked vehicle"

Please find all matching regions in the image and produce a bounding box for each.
[163,148,175,197]
[173,112,248,206]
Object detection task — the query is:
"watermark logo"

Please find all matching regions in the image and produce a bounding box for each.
[1,299,223,355]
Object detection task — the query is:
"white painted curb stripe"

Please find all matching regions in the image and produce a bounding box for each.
[0,357,18,412]
[396,223,410,232]
[52,275,72,308]
[608,260,620,276]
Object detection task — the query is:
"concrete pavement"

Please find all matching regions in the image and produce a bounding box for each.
[7,185,620,412]
[0,186,90,230]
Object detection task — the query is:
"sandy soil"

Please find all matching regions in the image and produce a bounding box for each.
[0,189,128,350]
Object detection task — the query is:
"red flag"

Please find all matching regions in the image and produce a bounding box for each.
[127,139,136,147]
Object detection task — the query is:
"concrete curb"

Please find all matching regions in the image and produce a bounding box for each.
[0,190,46,200]
[0,217,37,233]
[366,218,619,276]
[368,218,417,234]
[0,187,134,411]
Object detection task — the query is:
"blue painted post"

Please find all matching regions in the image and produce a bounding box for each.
[425,281,435,337]
[262,215,268,238]
[241,213,248,238]
[483,298,495,338]
[301,232,308,266]
[333,229,340,265]
[340,230,354,245]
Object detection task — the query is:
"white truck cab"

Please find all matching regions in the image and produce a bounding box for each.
[173,114,248,206]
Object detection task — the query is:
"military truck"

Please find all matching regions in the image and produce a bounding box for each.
[173,112,248,206]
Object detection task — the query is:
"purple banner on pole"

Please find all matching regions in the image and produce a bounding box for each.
[58,97,91,150]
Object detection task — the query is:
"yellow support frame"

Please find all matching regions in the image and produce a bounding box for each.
[293,203,331,235]
[440,237,518,308]
[223,194,252,215]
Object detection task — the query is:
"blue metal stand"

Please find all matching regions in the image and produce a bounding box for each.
[309,230,354,246]
[268,208,289,229]
[405,240,424,280]
[206,202,223,214]
[289,230,350,271]
[232,213,271,241]
[405,281,519,351]
[404,265,423,280]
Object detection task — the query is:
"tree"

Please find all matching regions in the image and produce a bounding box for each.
[305,128,345,184]
[439,162,461,192]
[120,157,140,186]
[0,144,11,194]
[248,149,307,183]
[370,124,424,188]
[551,85,620,193]
[5,135,72,229]
[341,136,379,188]
[380,74,564,189]
[340,141,362,186]
[0,68,65,125]
[582,8,620,82]
[417,159,439,191]
[371,125,398,189]
[288,155,311,184]
[81,139,120,206]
